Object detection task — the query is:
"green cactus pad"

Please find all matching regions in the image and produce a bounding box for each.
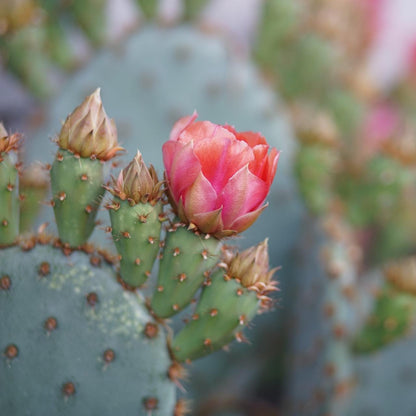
[151,225,221,318]
[50,149,105,247]
[0,242,175,415]
[352,284,416,354]
[0,154,19,246]
[172,270,259,362]
[109,198,163,287]
[294,144,336,215]
[137,0,159,19]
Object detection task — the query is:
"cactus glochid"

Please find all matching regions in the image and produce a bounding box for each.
[0,89,279,414]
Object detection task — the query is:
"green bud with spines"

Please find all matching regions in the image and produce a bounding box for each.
[51,89,122,247]
[151,224,222,319]
[172,239,277,362]
[108,151,164,288]
[0,123,21,246]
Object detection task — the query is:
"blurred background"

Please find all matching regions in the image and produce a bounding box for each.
[2,0,416,415]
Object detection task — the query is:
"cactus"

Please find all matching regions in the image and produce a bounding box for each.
[347,257,416,416]
[26,23,302,411]
[1,82,282,413]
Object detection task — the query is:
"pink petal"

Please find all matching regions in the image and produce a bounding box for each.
[193,208,224,235]
[193,137,253,193]
[267,148,280,186]
[169,111,198,141]
[236,131,268,147]
[249,144,269,178]
[163,141,201,199]
[220,165,269,228]
[179,121,235,144]
[183,172,219,219]
[228,204,268,234]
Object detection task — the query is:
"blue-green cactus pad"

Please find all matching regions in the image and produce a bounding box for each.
[0,243,175,415]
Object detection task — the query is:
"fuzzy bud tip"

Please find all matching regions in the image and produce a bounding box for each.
[57,88,123,160]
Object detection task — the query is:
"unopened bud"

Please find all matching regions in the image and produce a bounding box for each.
[0,123,21,155]
[57,88,122,160]
[109,151,163,204]
[227,239,277,289]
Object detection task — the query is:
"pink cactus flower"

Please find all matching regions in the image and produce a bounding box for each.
[163,112,279,238]
[362,103,401,156]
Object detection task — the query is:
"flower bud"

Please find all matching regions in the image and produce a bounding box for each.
[109,151,163,205]
[57,88,122,160]
[0,123,21,156]
[225,239,278,305]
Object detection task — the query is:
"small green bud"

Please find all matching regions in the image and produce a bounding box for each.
[57,88,122,160]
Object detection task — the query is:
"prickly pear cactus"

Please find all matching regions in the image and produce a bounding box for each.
[286,215,358,416]
[1,80,282,415]
[28,24,300,275]
[26,24,301,412]
[347,258,416,416]
[0,242,175,416]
